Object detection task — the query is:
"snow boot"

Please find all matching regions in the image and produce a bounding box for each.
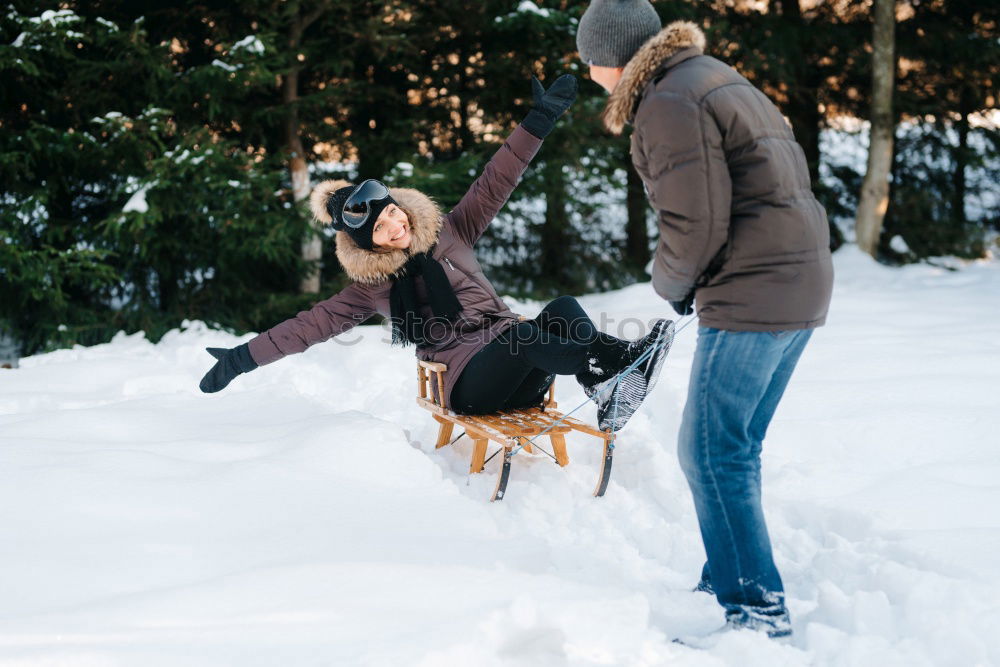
[724,604,792,641]
[575,334,627,393]
[576,319,675,432]
[673,605,792,648]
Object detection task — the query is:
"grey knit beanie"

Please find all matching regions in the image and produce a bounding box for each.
[576,0,662,68]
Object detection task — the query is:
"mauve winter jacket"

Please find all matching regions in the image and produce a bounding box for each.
[247,125,542,408]
[605,22,833,331]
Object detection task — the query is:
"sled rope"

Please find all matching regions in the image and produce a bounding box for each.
[484,437,559,468]
[482,447,502,468]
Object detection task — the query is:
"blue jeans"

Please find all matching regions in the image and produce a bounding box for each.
[678,326,813,627]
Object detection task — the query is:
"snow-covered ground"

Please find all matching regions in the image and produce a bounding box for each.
[1,246,998,666]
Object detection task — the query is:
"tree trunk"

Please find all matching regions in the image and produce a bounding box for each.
[774,0,821,186]
[285,72,318,293]
[354,51,406,182]
[625,155,650,278]
[539,161,571,293]
[789,89,822,189]
[876,105,902,257]
[952,87,971,229]
[855,0,895,258]
[285,3,328,294]
[0,331,19,369]
[157,264,177,314]
[772,0,842,249]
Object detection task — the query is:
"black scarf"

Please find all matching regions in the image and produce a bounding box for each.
[388,249,463,346]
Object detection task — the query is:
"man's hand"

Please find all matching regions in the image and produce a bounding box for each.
[670,294,695,317]
[199,343,258,393]
[522,74,578,139]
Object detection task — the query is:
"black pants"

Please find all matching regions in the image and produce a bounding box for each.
[450,296,601,415]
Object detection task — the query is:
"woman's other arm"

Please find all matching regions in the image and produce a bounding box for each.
[199,282,377,393]
[448,75,577,246]
[247,282,377,365]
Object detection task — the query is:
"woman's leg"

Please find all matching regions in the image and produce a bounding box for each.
[501,369,555,410]
[532,295,599,344]
[450,330,537,414]
[498,296,604,410]
[452,295,660,416]
[450,320,588,414]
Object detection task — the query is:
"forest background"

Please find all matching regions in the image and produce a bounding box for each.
[2,0,997,357]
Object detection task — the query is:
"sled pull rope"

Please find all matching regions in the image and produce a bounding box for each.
[483,438,560,470]
[508,314,696,459]
[482,446,503,468]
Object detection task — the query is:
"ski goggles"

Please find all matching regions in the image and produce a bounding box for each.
[342,179,392,229]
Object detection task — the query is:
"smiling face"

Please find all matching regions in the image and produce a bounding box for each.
[371,202,411,250]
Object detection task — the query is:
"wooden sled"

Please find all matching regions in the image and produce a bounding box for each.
[417,360,616,501]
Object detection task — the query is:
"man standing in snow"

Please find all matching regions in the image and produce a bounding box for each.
[575,0,834,640]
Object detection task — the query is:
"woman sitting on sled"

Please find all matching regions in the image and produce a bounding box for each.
[198,75,673,432]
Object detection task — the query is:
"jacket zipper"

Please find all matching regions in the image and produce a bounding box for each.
[443,255,514,322]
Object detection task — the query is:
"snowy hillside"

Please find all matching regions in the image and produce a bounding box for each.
[1,246,998,666]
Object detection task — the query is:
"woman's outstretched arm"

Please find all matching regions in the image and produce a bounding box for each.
[247,282,377,365]
[199,282,377,393]
[448,75,577,246]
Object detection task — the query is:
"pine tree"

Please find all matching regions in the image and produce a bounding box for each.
[1,4,311,353]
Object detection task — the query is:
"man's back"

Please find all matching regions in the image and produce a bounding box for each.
[631,46,833,330]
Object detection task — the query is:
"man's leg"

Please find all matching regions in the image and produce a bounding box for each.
[747,330,813,460]
[678,327,811,636]
[692,329,814,597]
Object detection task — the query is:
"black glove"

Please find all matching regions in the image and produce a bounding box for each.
[521,74,578,139]
[669,294,695,317]
[199,343,258,393]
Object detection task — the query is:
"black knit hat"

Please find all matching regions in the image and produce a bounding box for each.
[576,0,662,68]
[326,184,395,251]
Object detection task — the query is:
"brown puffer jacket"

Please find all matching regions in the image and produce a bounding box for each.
[247,126,542,408]
[605,21,833,332]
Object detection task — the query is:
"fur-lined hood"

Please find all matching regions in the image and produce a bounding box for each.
[603,21,706,135]
[309,179,443,285]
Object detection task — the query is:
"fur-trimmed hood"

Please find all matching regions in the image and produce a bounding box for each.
[603,21,706,135]
[309,179,443,285]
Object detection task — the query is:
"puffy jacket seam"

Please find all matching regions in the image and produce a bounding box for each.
[732,191,825,210]
[258,332,283,365]
[692,108,715,288]
[696,81,752,107]
[724,133,799,160]
[691,96,729,291]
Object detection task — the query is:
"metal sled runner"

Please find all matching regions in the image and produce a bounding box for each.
[416,360,616,501]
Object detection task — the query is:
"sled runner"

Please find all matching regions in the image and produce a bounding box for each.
[417,360,616,501]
